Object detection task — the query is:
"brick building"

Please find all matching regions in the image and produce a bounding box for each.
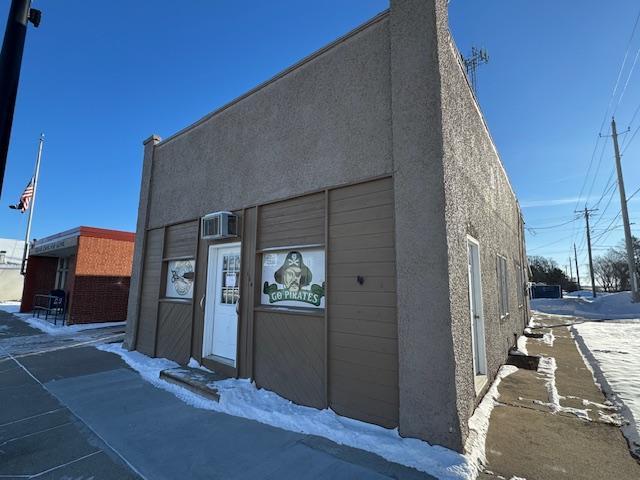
[21,227,135,324]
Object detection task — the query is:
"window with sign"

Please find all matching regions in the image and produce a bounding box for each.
[221,253,240,305]
[165,259,195,299]
[261,248,325,309]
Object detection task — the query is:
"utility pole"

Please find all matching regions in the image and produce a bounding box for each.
[0,0,41,196]
[569,257,573,283]
[576,208,598,298]
[20,133,43,275]
[611,117,640,302]
[574,243,581,291]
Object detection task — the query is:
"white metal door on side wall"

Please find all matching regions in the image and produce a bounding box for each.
[467,237,487,380]
[202,243,241,365]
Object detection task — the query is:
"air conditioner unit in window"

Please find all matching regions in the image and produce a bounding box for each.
[201,211,238,240]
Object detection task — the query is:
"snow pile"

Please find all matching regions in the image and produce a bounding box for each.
[98,343,519,480]
[0,301,20,313]
[14,313,125,335]
[572,322,640,456]
[565,290,596,298]
[536,356,590,421]
[531,291,640,320]
[541,330,555,347]
[513,335,528,356]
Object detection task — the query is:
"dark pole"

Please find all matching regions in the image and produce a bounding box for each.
[0,0,41,197]
[574,242,581,291]
[584,208,597,298]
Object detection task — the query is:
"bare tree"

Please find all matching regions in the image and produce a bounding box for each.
[593,248,628,292]
[594,254,617,292]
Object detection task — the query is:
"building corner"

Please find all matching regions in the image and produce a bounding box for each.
[123,134,161,351]
[390,0,464,452]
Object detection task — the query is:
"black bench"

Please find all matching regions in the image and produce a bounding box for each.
[33,290,66,325]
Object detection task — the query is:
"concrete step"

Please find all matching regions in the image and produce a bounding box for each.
[159,366,228,402]
[506,351,540,370]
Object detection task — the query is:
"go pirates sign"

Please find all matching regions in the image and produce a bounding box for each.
[262,249,325,308]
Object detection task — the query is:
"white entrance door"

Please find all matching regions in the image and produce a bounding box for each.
[467,238,487,378]
[203,244,241,365]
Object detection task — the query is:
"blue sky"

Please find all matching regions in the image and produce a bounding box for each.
[1,0,639,286]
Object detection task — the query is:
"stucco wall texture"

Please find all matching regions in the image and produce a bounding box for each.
[126,0,527,453]
[146,16,392,230]
[390,0,461,450]
[434,0,529,443]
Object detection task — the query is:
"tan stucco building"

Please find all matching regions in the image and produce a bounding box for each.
[124,0,529,452]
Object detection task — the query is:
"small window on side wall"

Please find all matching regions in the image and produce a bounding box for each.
[515,262,524,308]
[165,259,195,300]
[497,254,509,318]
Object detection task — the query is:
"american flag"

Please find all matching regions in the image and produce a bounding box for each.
[9,179,34,213]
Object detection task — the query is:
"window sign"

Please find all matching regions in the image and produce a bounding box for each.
[220,253,240,305]
[166,259,195,299]
[261,248,325,308]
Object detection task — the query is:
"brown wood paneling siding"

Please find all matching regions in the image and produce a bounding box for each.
[327,177,399,428]
[254,310,325,409]
[253,193,326,407]
[257,193,325,250]
[136,228,164,356]
[163,221,198,259]
[152,220,198,364]
[156,302,192,364]
[191,232,209,362]
[239,207,257,378]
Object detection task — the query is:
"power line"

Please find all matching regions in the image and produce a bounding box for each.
[614,42,640,112]
[591,169,616,211]
[526,216,580,232]
[571,6,640,249]
[527,232,578,252]
[624,101,640,135]
[606,6,640,120]
[586,137,611,202]
[622,122,640,154]
[591,184,640,245]
[592,179,618,229]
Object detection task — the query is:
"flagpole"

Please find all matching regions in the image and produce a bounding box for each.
[20,132,43,275]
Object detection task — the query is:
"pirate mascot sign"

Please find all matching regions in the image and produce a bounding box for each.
[262,250,325,308]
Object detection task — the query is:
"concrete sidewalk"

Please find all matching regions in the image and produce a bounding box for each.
[0,310,433,480]
[480,313,640,480]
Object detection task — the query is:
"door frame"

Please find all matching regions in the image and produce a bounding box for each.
[202,242,241,367]
[467,236,487,385]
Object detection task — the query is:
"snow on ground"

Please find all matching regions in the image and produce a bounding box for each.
[11,312,125,335]
[572,322,640,456]
[535,355,590,421]
[533,291,640,456]
[541,330,555,346]
[463,365,518,472]
[531,291,640,320]
[515,335,528,355]
[0,301,20,313]
[99,342,518,480]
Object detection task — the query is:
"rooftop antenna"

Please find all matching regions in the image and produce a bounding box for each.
[463,46,489,95]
